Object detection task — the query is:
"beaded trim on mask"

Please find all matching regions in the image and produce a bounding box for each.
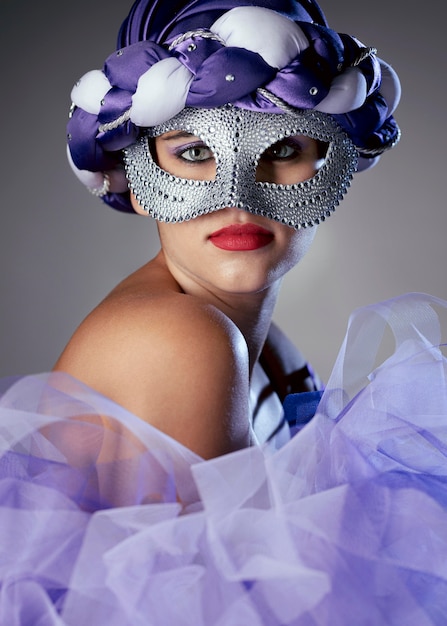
[124,105,358,229]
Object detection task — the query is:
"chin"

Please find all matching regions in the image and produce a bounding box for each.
[211,267,283,296]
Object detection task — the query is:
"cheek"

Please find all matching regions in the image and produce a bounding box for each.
[156,222,197,261]
[295,226,318,256]
[279,226,318,269]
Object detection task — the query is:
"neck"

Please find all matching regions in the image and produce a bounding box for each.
[215,285,281,375]
[157,250,281,375]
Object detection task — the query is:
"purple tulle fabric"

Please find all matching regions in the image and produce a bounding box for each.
[1,293,447,624]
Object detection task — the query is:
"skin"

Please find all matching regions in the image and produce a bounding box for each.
[54,130,321,459]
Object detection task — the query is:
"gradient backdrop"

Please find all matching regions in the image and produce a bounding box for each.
[1,0,445,381]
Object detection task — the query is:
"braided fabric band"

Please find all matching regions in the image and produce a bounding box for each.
[66,4,400,213]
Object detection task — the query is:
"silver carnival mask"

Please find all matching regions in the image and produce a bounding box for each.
[123,105,358,229]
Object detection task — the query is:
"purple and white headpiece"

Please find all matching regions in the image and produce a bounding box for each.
[67,0,401,226]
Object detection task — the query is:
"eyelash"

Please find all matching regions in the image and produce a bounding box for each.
[175,142,214,163]
[262,139,305,162]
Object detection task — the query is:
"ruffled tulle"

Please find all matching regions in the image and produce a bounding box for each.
[1,292,447,625]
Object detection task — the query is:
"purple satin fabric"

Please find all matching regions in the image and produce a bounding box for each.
[67,109,118,172]
[105,40,170,90]
[186,48,277,106]
[117,0,328,48]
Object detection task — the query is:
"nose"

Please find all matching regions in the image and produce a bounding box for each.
[220,206,252,216]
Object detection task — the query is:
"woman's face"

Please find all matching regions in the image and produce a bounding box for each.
[131,129,321,297]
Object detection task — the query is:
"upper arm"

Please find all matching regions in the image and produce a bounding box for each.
[54,296,251,458]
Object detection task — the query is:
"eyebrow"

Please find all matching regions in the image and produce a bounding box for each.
[159,131,196,141]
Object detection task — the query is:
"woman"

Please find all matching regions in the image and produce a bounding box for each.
[1,0,447,623]
[56,119,328,456]
[56,0,397,456]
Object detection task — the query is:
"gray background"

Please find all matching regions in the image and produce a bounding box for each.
[1,0,445,381]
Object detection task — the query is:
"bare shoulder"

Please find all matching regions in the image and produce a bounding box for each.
[54,260,250,457]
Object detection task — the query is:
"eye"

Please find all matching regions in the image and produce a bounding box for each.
[256,136,327,185]
[264,141,298,160]
[178,144,214,163]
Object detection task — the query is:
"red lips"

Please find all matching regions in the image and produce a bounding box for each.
[209,223,274,251]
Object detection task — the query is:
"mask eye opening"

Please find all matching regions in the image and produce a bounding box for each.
[255,136,329,185]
